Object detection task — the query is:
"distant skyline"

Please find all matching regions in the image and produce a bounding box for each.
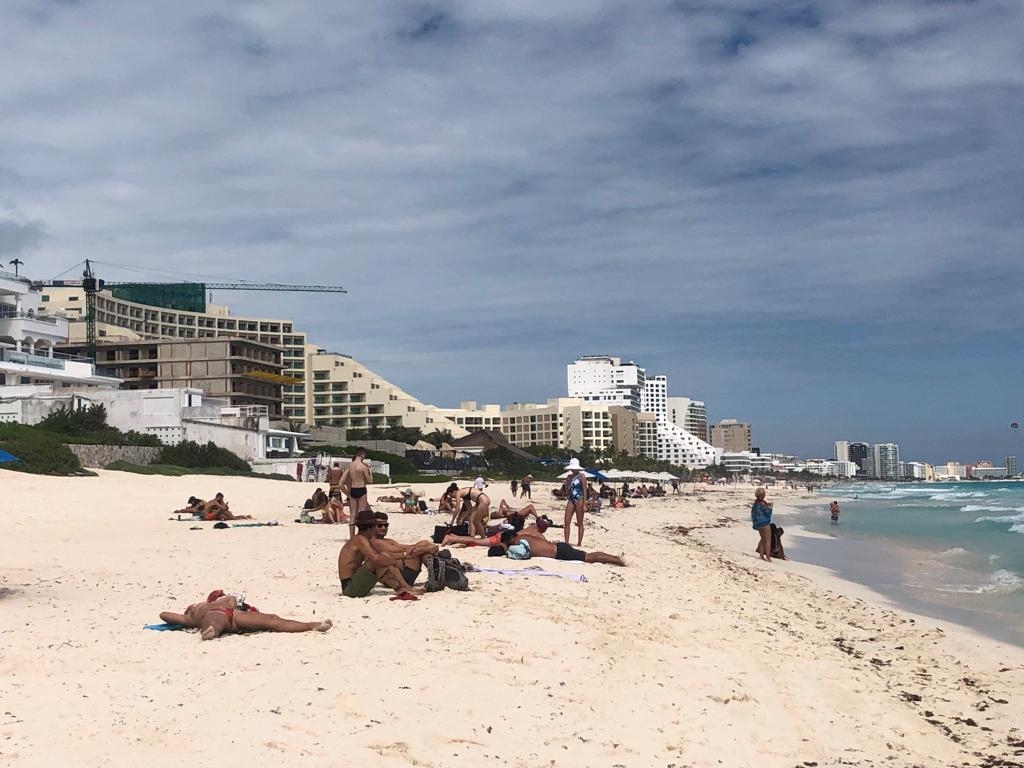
[2,2,1022,463]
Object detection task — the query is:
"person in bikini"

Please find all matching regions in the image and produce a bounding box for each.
[339,447,373,535]
[158,592,332,641]
[455,485,491,537]
[499,527,624,566]
[337,510,422,600]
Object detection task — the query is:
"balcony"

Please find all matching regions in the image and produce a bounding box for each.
[0,309,69,344]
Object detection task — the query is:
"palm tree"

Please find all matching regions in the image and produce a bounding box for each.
[9,258,24,276]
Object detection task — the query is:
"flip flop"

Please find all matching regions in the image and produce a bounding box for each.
[389,592,419,602]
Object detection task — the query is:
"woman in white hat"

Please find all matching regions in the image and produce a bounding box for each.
[562,457,590,547]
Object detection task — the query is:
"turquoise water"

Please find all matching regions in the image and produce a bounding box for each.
[785,481,1024,645]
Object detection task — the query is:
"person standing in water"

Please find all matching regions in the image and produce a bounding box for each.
[829,500,840,524]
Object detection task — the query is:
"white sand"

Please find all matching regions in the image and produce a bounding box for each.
[1,469,1022,767]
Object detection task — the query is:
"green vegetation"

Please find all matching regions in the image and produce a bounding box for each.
[344,426,426,445]
[37,404,162,446]
[0,423,83,476]
[158,440,251,472]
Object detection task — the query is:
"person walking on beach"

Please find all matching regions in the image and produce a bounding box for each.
[339,447,373,535]
[563,458,589,547]
[520,473,533,499]
[510,477,518,497]
[751,487,774,562]
[829,500,840,524]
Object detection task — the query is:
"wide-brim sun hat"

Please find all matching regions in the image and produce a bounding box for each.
[565,458,583,471]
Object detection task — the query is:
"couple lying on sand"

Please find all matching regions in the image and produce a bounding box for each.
[174,493,252,521]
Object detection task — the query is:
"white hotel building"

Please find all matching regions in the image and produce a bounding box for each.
[566,356,720,468]
[1,269,119,393]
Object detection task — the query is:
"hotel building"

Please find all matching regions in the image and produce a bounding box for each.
[710,419,752,453]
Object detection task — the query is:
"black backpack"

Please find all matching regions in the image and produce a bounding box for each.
[425,550,470,592]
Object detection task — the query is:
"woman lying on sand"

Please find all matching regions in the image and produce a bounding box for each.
[159,591,332,641]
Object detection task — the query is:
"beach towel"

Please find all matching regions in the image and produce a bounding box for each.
[220,521,281,528]
[468,566,588,583]
[144,623,189,631]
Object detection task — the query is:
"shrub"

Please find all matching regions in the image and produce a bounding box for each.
[35,404,161,446]
[0,425,82,476]
[158,441,251,472]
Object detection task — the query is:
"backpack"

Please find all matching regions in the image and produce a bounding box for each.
[425,550,471,592]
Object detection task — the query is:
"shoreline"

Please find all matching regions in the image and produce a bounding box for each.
[770,496,1024,648]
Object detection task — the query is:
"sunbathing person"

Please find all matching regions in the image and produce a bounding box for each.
[437,483,460,516]
[500,529,625,566]
[337,510,421,599]
[368,512,438,586]
[397,488,422,514]
[202,493,252,521]
[159,592,332,641]
[174,496,205,517]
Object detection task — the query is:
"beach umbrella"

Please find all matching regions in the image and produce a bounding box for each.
[557,469,600,479]
[0,448,19,464]
[585,468,609,482]
[655,471,679,481]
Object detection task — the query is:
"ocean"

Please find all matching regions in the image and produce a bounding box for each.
[783,481,1024,646]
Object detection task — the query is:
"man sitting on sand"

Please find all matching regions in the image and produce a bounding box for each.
[496,527,625,566]
[158,592,332,641]
[368,512,438,586]
[203,492,252,521]
[337,510,423,600]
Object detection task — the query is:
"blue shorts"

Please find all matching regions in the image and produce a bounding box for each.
[752,518,771,530]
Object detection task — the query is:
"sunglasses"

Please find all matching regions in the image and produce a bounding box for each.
[375,522,389,528]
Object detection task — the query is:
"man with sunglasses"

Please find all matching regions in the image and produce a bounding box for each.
[337,510,421,600]
[369,511,438,588]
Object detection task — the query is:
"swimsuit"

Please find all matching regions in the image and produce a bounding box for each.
[341,564,378,597]
[349,487,367,499]
[555,542,587,562]
[567,476,584,503]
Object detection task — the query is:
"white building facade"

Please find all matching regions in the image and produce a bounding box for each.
[1,270,120,390]
[567,356,646,411]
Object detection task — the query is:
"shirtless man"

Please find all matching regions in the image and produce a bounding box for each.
[337,510,421,599]
[369,512,438,587]
[159,593,332,641]
[339,448,373,535]
[504,528,625,566]
[203,493,252,521]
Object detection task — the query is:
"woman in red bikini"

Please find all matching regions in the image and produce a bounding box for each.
[159,592,332,641]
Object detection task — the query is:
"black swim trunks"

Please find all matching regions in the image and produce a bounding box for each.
[555,542,586,562]
[401,565,420,587]
[349,487,367,499]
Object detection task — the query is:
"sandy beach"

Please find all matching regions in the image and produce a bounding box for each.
[2,470,1023,768]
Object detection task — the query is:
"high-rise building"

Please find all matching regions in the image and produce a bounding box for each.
[847,442,869,474]
[1005,457,1018,477]
[834,440,850,462]
[566,356,645,411]
[872,443,900,480]
[640,374,668,419]
[710,419,752,452]
[668,397,709,442]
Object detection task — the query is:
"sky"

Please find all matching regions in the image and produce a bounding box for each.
[1,0,1023,463]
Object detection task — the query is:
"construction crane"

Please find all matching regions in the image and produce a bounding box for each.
[34,259,346,360]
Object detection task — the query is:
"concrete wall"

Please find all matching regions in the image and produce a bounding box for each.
[67,444,163,468]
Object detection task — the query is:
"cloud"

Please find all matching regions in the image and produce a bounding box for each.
[1,0,1022,459]
[0,211,45,257]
